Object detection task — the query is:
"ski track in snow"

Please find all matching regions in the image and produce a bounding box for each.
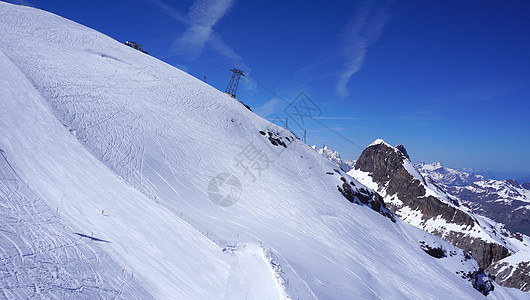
[0,151,152,299]
[0,43,287,299]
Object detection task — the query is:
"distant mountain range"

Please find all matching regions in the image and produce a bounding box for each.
[416,161,485,186]
[457,168,530,183]
[415,162,530,236]
[447,180,530,235]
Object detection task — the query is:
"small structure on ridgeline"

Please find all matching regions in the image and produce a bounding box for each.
[125,41,148,54]
[225,68,245,98]
[224,68,251,111]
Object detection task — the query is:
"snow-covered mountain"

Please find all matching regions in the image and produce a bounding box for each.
[416,161,485,186]
[311,145,355,172]
[416,162,530,237]
[0,2,527,298]
[348,139,530,292]
[446,180,530,236]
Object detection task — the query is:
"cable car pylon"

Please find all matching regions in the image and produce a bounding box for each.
[225,68,245,98]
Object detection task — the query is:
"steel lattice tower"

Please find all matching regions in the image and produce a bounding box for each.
[225,68,245,98]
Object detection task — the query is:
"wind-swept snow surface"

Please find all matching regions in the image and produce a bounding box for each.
[0,148,153,299]
[0,2,527,299]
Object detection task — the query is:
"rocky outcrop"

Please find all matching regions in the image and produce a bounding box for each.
[259,129,293,148]
[352,141,512,270]
[419,242,446,258]
[441,232,511,269]
[395,144,410,160]
[487,260,530,292]
[336,176,395,222]
[354,142,476,228]
[461,269,495,296]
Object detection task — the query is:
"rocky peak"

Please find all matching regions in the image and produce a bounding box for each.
[395,144,410,160]
[354,140,414,187]
[352,139,511,271]
[506,179,521,188]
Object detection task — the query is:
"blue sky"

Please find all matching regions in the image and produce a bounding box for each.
[10,0,530,174]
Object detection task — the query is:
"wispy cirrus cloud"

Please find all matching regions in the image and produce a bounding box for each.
[173,0,235,59]
[254,98,283,117]
[148,0,247,69]
[337,0,391,98]
[147,0,188,23]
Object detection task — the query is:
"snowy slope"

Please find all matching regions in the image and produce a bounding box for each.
[0,2,527,299]
[0,149,152,299]
[0,43,290,300]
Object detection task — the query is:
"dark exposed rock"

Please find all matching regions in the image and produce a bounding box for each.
[259,129,292,148]
[486,260,530,292]
[395,144,410,160]
[506,179,520,188]
[354,142,510,270]
[515,233,523,242]
[461,269,495,296]
[337,177,395,222]
[522,182,530,190]
[419,242,446,258]
[441,232,511,269]
[237,100,252,111]
[355,143,474,226]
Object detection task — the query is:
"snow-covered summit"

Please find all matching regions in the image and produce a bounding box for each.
[311,145,355,172]
[418,161,444,171]
[369,138,392,147]
[416,161,485,186]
